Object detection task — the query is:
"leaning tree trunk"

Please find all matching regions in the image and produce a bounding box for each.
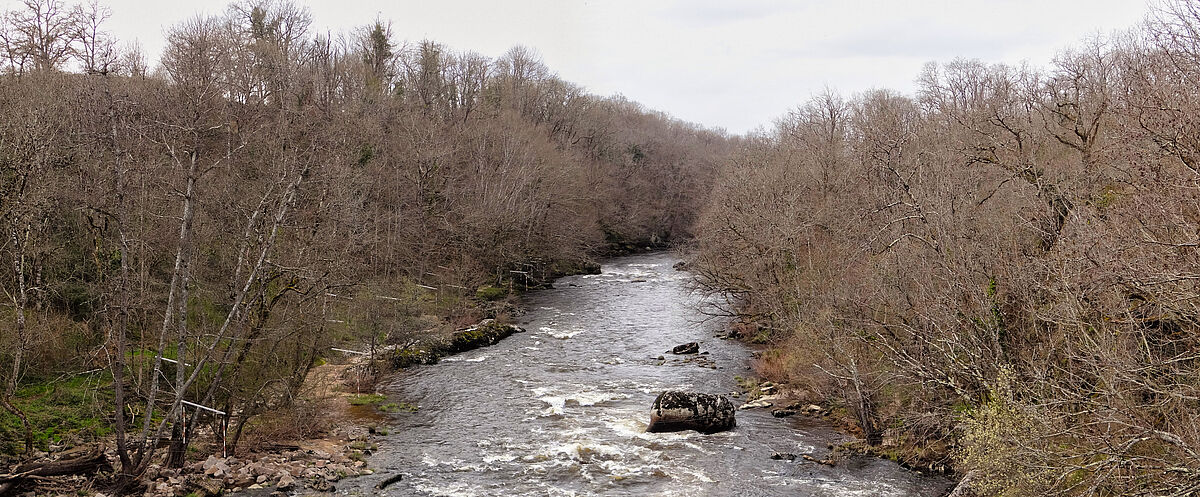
[0,446,111,496]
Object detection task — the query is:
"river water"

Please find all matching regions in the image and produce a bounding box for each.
[343,252,951,496]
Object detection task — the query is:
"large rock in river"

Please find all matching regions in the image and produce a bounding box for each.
[646,391,736,434]
[670,342,699,354]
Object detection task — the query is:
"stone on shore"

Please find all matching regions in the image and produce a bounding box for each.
[739,399,773,410]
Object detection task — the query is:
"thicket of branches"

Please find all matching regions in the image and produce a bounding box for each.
[693,1,1200,495]
[0,0,729,486]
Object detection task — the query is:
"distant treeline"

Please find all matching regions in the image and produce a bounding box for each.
[692,1,1200,494]
[0,0,731,484]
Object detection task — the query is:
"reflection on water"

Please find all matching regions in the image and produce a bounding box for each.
[339,253,951,496]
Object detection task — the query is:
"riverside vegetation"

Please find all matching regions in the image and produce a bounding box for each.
[2,0,1200,496]
[691,1,1200,495]
[0,0,729,493]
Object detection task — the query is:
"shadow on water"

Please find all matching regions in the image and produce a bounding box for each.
[346,404,390,424]
[338,252,953,496]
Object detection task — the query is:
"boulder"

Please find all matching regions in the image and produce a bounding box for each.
[185,477,224,497]
[308,476,334,492]
[232,472,256,487]
[203,460,230,478]
[771,408,797,418]
[770,452,797,461]
[670,342,699,355]
[276,474,296,490]
[202,456,228,473]
[646,391,736,434]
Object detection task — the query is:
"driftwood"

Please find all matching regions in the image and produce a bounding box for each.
[0,446,110,496]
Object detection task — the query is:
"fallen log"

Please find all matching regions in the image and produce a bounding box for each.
[0,446,110,496]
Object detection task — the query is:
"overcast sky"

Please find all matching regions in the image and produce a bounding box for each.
[4,0,1154,134]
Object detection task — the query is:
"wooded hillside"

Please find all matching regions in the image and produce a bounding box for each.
[0,0,730,485]
[693,1,1200,494]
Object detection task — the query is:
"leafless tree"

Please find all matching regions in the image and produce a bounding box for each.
[1,0,79,72]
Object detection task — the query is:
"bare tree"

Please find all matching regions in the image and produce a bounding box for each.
[2,0,79,72]
[73,0,114,74]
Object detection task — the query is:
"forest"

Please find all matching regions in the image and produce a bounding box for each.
[0,0,730,491]
[692,1,1200,495]
[2,0,1200,495]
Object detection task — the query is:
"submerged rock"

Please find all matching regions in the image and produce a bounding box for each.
[770,452,797,461]
[646,391,736,434]
[670,342,700,354]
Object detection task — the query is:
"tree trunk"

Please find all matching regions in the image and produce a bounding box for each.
[130,146,199,475]
[165,415,186,469]
[4,225,33,456]
[0,446,112,496]
[106,86,136,476]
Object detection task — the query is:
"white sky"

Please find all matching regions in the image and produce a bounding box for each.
[4,0,1154,134]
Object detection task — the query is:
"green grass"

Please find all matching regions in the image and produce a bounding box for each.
[377,401,417,413]
[0,373,113,456]
[474,285,508,301]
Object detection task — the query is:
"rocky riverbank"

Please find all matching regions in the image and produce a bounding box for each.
[0,316,533,497]
[144,445,375,497]
[726,332,955,478]
[0,358,385,497]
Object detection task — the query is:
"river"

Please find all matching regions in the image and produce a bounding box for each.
[341,252,951,496]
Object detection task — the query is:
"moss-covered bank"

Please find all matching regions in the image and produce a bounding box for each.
[388,320,525,369]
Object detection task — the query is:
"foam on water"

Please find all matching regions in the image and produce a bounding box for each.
[440,353,490,363]
[343,253,952,497]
